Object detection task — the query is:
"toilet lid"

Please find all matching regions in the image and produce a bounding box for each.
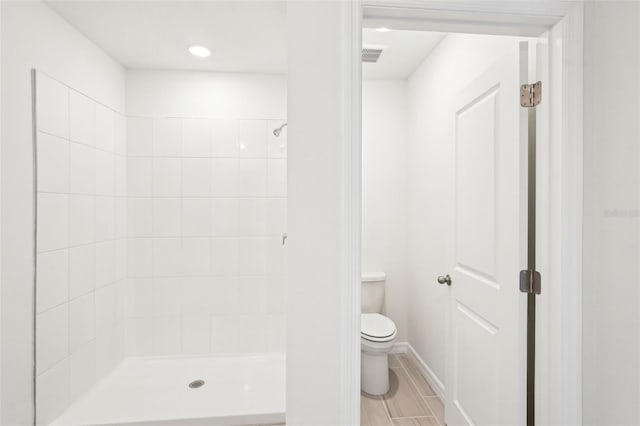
[361,313,396,342]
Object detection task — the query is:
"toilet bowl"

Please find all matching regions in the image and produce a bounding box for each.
[361,312,397,395]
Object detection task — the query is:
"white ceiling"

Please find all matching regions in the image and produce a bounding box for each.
[362,28,446,79]
[45,1,443,78]
[45,1,287,73]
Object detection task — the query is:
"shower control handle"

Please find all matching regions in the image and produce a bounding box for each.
[437,274,452,286]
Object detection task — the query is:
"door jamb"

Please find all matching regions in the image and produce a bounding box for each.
[342,2,583,425]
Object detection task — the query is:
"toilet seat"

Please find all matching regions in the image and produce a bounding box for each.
[361,313,397,343]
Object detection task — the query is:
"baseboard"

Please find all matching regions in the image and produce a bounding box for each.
[390,342,408,354]
[407,344,445,399]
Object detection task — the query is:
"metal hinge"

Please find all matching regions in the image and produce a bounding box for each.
[520,81,542,107]
[520,270,541,294]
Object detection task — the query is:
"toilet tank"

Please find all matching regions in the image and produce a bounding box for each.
[361,272,386,313]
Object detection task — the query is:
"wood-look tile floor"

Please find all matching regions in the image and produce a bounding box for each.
[361,354,445,426]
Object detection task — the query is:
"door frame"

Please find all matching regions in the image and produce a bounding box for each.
[342,1,583,425]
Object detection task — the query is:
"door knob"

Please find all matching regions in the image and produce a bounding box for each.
[437,274,452,286]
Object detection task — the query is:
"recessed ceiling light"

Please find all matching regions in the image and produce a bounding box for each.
[188,45,211,58]
[375,27,392,32]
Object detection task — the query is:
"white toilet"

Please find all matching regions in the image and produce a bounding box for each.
[361,272,397,395]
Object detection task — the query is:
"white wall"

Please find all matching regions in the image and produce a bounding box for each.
[362,80,408,342]
[406,34,520,385]
[1,2,125,424]
[583,2,640,425]
[34,72,127,425]
[287,1,353,424]
[124,71,287,357]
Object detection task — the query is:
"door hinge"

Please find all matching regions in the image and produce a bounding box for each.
[520,270,541,294]
[520,81,542,107]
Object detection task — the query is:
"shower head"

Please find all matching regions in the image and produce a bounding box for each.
[273,123,287,137]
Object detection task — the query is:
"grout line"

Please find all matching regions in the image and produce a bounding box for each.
[377,391,394,426]
[420,395,443,426]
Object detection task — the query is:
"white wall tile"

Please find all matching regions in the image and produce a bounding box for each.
[36,249,68,314]
[36,304,68,374]
[266,198,286,236]
[125,317,153,357]
[37,73,69,139]
[69,195,95,246]
[236,314,268,353]
[268,238,286,276]
[267,159,287,197]
[181,316,211,355]
[237,276,268,314]
[182,118,211,157]
[36,358,69,426]
[69,244,95,299]
[152,278,181,316]
[238,238,268,276]
[183,238,211,276]
[127,198,153,238]
[115,281,126,323]
[152,198,181,237]
[69,293,95,353]
[115,157,127,197]
[152,158,181,196]
[210,238,239,275]
[95,104,115,152]
[265,313,286,352]
[95,240,116,288]
[95,325,121,378]
[238,120,267,158]
[95,197,115,241]
[70,142,96,194]
[267,120,287,158]
[153,238,183,276]
[152,316,181,355]
[238,159,267,197]
[211,119,238,157]
[181,277,213,315]
[115,197,127,238]
[209,277,238,314]
[211,199,239,237]
[154,118,181,157]
[127,117,154,157]
[69,90,94,146]
[125,278,153,318]
[69,340,96,402]
[115,239,127,281]
[37,193,69,252]
[115,114,127,156]
[121,88,287,359]
[211,158,239,196]
[182,158,211,197]
[182,198,211,237]
[37,132,69,193]
[237,199,267,236]
[266,275,286,314]
[95,150,115,196]
[127,157,152,196]
[210,315,239,353]
[127,238,153,278]
[96,284,117,333]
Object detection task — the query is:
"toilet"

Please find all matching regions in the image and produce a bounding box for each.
[361,272,397,395]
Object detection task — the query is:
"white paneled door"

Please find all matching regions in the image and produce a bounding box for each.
[445,45,529,426]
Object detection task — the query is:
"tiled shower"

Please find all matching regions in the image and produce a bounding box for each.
[34,70,287,425]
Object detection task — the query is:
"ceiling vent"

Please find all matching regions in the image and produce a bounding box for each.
[362,46,384,63]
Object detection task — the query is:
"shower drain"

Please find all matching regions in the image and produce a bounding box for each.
[189,379,205,389]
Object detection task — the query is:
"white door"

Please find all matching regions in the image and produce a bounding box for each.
[444,44,531,426]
